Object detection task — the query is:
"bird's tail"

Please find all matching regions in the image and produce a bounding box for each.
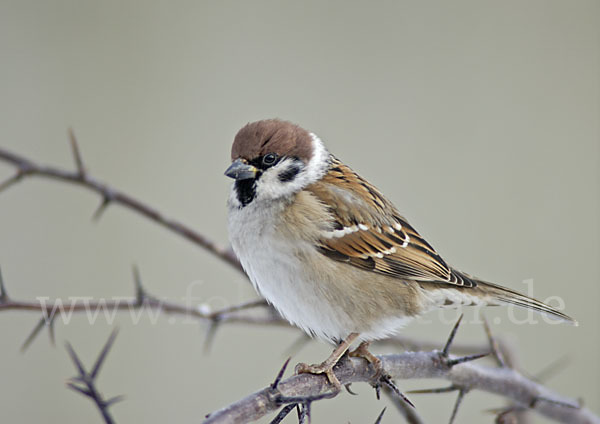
[420,271,577,325]
[475,279,576,324]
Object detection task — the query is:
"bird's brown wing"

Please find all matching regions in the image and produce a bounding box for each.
[307,159,475,287]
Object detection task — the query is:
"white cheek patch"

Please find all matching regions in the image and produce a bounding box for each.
[254,158,308,201]
[252,134,331,203]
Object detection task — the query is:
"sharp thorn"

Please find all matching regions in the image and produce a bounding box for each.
[305,402,312,424]
[448,389,467,424]
[90,328,119,380]
[92,196,111,221]
[269,404,296,424]
[374,407,387,424]
[344,383,358,395]
[381,376,414,408]
[131,265,146,305]
[482,314,506,367]
[296,404,305,424]
[446,352,489,367]
[67,376,87,386]
[65,342,87,377]
[0,172,23,194]
[297,402,311,424]
[0,266,8,302]
[271,357,291,390]
[203,319,220,354]
[443,313,464,356]
[296,403,306,424]
[104,395,126,407]
[21,317,48,352]
[66,382,93,398]
[48,315,56,346]
[68,128,86,178]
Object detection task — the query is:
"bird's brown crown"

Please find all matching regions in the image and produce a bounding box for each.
[232,119,313,163]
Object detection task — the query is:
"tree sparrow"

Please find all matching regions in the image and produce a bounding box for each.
[225,119,575,389]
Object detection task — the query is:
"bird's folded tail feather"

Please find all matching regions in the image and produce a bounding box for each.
[475,280,577,325]
[419,275,577,325]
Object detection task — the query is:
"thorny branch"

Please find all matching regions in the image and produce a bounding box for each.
[65,329,123,424]
[205,317,598,424]
[0,140,243,272]
[1,140,598,423]
[0,265,276,351]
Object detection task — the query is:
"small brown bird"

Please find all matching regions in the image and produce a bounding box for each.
[225,119,575,388]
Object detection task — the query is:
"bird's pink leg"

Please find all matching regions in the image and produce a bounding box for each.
[295,332,359,391]
[349,341,383,381]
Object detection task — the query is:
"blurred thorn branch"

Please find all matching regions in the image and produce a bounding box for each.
[0,137,243,273]
[0,265,276,351]
[65,328,124,424]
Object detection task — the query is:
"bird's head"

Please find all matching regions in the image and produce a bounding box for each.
[225,119,329,207]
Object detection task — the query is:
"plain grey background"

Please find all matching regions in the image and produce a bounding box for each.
[0,1,598,423]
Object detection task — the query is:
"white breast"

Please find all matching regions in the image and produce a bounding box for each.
[227,193,361,342]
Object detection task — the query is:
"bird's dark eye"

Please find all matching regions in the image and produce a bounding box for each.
[262,153,278,166]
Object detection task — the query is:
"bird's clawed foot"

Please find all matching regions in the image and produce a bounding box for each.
[349,341,383,382]
[349,341,413,407]
[294,332,359,392]
[295,360,343,392]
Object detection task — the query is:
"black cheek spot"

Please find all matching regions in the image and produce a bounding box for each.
[278,165,301,182]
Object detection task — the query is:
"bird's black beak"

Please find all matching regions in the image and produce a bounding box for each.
[224,159,258,180]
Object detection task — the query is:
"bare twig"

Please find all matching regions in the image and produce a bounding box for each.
[0,145,243,272]
[65,329,123,424]
[0,266,276,350]
[203,352,599,424]
[1,294,274,323]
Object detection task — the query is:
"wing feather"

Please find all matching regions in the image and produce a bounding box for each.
[307,158,475,288]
